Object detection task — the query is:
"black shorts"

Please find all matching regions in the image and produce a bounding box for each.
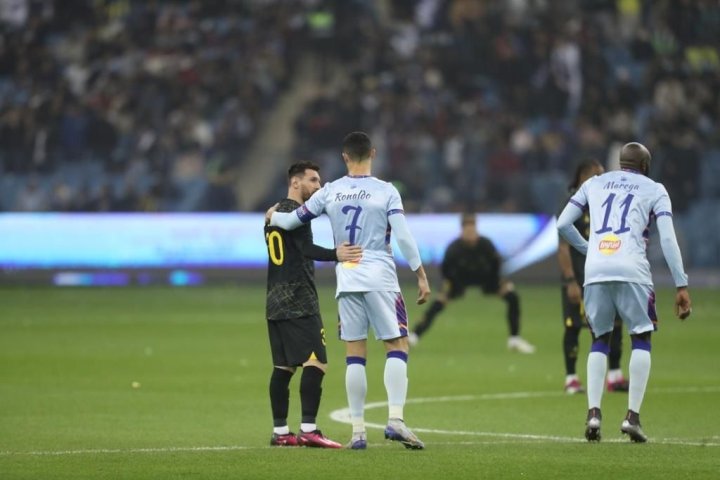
[267,314,328,367]
[442,275,500,299]
[561,285,587,330]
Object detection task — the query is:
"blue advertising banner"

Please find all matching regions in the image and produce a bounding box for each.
[0,213,558,275]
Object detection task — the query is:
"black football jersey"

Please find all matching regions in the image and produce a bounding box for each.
[441,236,500,284]
[264,198,336,320]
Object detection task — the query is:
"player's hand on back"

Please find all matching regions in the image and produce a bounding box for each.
[336,241,362,262]
[675,287,692,320]
[265,203,279,225]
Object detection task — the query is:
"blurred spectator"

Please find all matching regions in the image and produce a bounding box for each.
[0,0,313,211]
[89,183,114,212]
[14,177,48,211]
[112,183,140,212]
[48,180,73,211]
[199,158,238,212]
[286,0,720,215]
[1,0,719,218]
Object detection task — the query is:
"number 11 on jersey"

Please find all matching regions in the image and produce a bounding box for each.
[595,193,634,235]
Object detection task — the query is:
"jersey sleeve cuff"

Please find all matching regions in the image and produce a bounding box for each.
[296,205,317,223]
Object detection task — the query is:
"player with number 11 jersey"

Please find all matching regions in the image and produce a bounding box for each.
[558,142,690,444]
[568,170,675,287]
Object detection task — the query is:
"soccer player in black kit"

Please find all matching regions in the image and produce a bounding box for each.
[265,161,362,448]
[559,160,628,394]
[408,213,536,353]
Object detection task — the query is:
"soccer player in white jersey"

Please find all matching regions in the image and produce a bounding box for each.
[557,142,692,443]
[266,131,431,450]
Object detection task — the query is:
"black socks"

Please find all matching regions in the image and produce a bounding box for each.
[414,300,445,337]
[300,366,325,424]
[269,368,293,427]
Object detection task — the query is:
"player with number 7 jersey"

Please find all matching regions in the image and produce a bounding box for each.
[293,175,407,297]
[268,131,430,450]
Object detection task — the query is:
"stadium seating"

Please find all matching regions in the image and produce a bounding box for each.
[1,1,718,269]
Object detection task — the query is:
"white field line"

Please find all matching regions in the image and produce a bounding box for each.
[2,387,718,457]
[0,445,255,457]
[328,386,720,447]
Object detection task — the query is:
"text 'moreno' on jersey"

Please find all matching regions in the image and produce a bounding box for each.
[298,175,403,294]
[570,169,671,286]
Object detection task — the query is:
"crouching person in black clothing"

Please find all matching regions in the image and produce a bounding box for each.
[409,213,536,354]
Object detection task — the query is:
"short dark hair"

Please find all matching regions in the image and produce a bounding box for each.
[461,213,476,226]
[342,131,372,160]
[287,161,320,182]
[570,159,603,190]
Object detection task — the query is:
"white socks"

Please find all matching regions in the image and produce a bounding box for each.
[345,363,367,433]
[566,374,579,384]
[607,368,624,383]
[346,353,410,430]
[300,423,317,433]
[587,351,608,409]
[384,356,408,420]
[628,349,651,413]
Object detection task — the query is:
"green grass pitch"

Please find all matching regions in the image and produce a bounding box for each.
[1,283,718,479]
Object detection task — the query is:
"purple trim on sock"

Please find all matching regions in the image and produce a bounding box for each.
[590,341,610,355]
[346,356,366,366]
[386,350,408,362]
[631,338,652,352]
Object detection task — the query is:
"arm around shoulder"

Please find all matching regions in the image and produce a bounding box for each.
[270,209,304,230]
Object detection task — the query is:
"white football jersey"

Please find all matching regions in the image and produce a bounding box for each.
[298,175,404,294]
[569,169,672,286]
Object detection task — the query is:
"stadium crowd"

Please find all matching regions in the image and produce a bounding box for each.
[293,0,720,214]
[1,0,719,219]
[1,0,310,211]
